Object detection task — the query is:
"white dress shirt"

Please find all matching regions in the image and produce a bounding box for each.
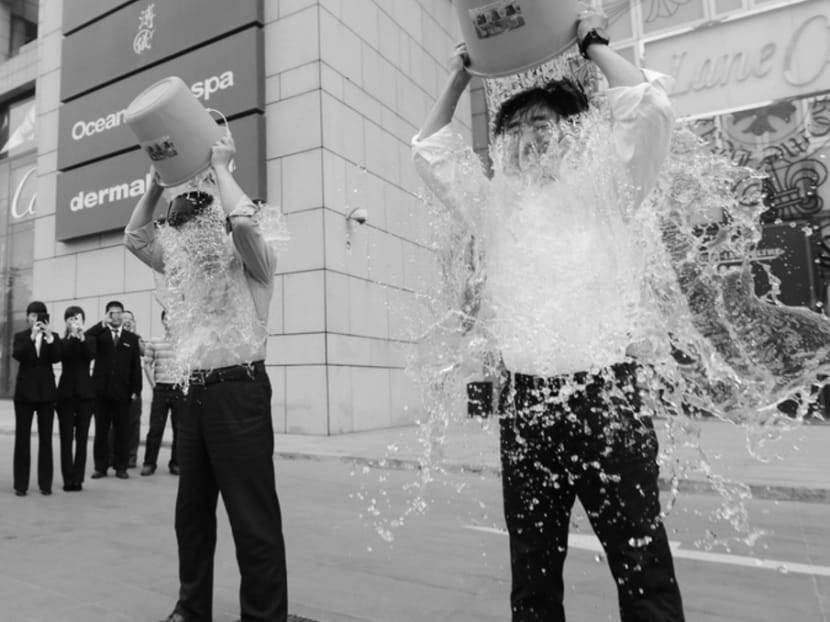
[412,71,676,376]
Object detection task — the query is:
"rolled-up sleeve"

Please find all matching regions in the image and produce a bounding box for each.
[607,69,676,206]
[412,125,489,226]
[230,197,275,285]
[125,222,165,273]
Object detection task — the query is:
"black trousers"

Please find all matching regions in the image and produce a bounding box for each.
[13,400,54,493]
[108,395,142,466]
[143,384,182,468]
[174,370,287,622]
[57,397,94,486]
[499,363,684,622]
[93,396,131,473]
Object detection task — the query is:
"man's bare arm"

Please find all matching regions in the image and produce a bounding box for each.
[578,8,644,88]
[417,42,472,141]
[127,167,164,231]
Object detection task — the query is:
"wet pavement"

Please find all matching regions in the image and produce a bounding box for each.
[2,399,829,621]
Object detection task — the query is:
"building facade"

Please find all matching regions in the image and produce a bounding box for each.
[0,0,471,434]
[3,0,825,432]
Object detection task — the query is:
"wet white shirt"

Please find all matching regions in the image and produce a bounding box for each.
[412,71,675,376]
[124,197,275,371]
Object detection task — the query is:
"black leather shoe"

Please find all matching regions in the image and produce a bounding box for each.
[115,470,129,479]
[141,465,156,476]
[40,489,52,495]
[127,457,137,469]
[169,464,180,476]
[64,483,82,492]
[91,470,106,479]
[14,489,26,497]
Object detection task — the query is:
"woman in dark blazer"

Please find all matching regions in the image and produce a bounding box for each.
[12,301,62,496]
[56,305,96,491]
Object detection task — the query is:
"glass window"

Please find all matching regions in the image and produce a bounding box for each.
[0,98,36,158]
[641,0,706,34]
[5,0,38,59]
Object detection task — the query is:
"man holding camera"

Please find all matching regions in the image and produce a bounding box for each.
[12,301,62,496]
[86,300,143,480]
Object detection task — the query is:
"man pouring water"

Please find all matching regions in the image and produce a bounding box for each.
[413,6,684,622]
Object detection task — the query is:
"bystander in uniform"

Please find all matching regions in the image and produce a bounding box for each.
[12,301,62,496]
[56,305,95,492]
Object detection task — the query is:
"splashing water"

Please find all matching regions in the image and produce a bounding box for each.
[153,171,289,389]
[387,66,830,552]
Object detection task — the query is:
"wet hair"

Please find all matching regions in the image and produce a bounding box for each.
[166,191,215,228]
[105,300,124,312]
[493,78,589,137]
[64,305,85,321]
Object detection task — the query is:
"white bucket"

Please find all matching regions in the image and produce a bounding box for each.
[124,76,227,187]
[453,0,579,77]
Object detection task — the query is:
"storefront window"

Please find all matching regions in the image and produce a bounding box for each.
[0,93,36,396]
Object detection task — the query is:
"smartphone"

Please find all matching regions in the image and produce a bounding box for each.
[36,312,50,324]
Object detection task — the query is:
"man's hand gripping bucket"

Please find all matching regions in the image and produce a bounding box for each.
[124,76,234,187]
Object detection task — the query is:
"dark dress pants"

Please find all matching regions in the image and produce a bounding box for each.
[108,395,142,466]
[174,371,287,622]
[57,397,94,486]
[143,385,181,468]
[93,396,131,473]
[499,363,685,622]
[13,400,55,493]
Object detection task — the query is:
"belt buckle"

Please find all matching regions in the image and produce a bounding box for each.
[190,370,207,386]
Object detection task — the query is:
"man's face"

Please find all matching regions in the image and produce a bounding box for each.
[107,307,124,327]
[122,312,135,332]
[26,312,38,328]
[500,102,562,175]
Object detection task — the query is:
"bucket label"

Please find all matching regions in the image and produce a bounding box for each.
[469,0,526,39]
[142,136,179,161]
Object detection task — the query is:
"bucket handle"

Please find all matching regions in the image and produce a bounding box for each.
[206,107,236,173]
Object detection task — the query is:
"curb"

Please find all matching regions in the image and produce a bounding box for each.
[274,451,830,505]
[4,428,827,504]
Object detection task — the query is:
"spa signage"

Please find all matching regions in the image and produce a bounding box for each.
[61,0,263,101]
[54,114,265,241]
[57,27,263,171]
[644,0,830,117]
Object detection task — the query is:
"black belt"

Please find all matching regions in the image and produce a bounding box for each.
[189,361,265,387]
[512,361,638,393]
[154,382,181,391]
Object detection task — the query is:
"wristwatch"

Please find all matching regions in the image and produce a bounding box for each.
[578,27,610,59]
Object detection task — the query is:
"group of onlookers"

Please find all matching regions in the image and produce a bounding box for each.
[11,299,180,496]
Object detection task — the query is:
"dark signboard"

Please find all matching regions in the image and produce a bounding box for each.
[62,0,135,35]
[55,113,265,241]
[751,223,817,308]
[61,0,263,101]
[58,27,263,171]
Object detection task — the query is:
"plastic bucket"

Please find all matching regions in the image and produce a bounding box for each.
[453,0,579,77]
[124,76,226,187]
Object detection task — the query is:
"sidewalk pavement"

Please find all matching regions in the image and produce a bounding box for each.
[1,398,828,502]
